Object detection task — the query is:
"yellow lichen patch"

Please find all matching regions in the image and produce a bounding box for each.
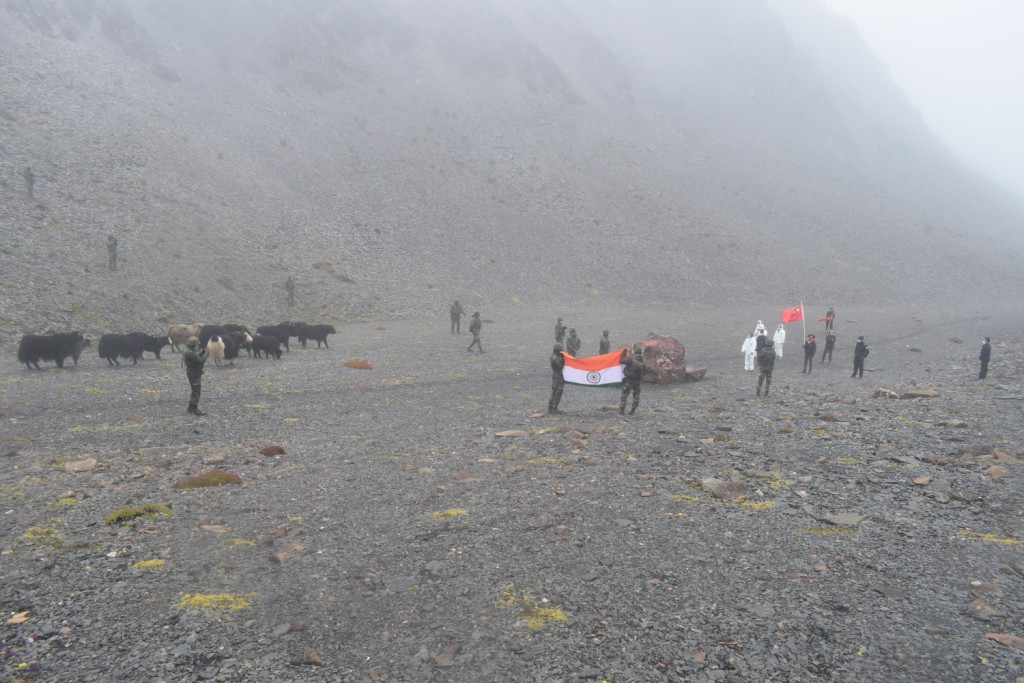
[221,538,255,546]
[527,457,561,465]
[671,494,700,502]
[104,503,172,525]
[174,593,251,612]
[432,508,468,519]
[499,585,568,629]
[22,526,65,547]
[673,512,688,518]
[740,501,775,509]
[243,403,267,409]
[957,530,1023,547]
[83,388,108,394]
[137,388,167,394]
[131,559,165,570]
[836,456,865,464]
[802,527,857,535]
[765,472,791,490]
[283,417,300,423]
[46,497,78,508]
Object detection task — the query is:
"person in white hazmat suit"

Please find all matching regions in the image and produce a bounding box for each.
[754,320,767,337]
[773,324,786,357]
[741,332,757,371]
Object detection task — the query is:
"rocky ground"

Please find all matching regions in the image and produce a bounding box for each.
[1,303,1022,683]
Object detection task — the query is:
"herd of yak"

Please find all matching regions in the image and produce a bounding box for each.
[15,321,337,370]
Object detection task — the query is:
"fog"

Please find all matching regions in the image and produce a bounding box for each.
[824,0,1024,201]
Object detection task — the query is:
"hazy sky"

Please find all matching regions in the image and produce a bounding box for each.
[825,0,1024,201]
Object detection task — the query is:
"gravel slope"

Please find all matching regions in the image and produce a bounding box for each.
[1,303,1022,682]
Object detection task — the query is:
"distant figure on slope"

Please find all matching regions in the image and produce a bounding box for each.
[565,328,581,357]
[23,167,35,199]
[978,337,991,379]
[449,300,465,334]
[554,317,566,344]
[852,336,869,378]
[619,345,645,415]
[757,340,775,397]
[285,276,295,306]
[741,332,757,371]
[802,334,816,374]
[599,330,611,355]
[548,344,565,414]
[467,312,484,353]
[107,235,118,271]
[773,324,786,358]
[822,306,835,333]
[821,332,836,362]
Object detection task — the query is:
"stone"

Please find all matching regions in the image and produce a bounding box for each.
[872,389,899,399]
[985,466,1009,480]
[712,480,747,500]
[260,445,286,456]
[65,458,98,473]
[967,599,998,621]
[631,334,688,383]
[984,632,1024,650]
[434,643,460,667]
[900,388,939,399]
[495,430,528,438]
[819,513,865,527]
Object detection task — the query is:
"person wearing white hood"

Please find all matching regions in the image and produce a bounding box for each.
[741,332,757,371]
[773,324,786,357]
[754,320,767,337]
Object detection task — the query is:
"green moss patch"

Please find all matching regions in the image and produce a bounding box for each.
[104,503,172,525]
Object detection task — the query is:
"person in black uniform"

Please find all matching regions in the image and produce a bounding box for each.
[852,336,869,378]
[979,337,991,380]
[802,335,816,373]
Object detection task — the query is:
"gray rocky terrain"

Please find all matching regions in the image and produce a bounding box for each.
[1,303,1022,682]
[2,1,1023,681]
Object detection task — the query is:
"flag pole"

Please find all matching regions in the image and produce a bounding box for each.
[801,301,806,341]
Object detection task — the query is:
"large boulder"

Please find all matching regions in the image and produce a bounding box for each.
[632,334,704,383]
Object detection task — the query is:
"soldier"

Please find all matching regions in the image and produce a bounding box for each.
[183,336,208,416]
[285,276,295,306]
[107,235,118,271]
[619,345,645,415]
[852,336,869,378]
[554,317,566,344]
[821,331,836,362]
[823,306,835,333]
[756,339,775,397]
[22,167,35,199]
[548,343,565,413]
[467,312,484,353]
[979,337,991,380]
[802,334,816,373]
[599,330,611,355]
[565,328,581,357]
[741,332,757,371]
[449,300,465,334]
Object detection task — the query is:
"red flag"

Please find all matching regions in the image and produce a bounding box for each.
[780,305,803,323]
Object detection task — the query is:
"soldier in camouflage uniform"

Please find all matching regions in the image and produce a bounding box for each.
[756,340,775,397]
[467,312,484,353]
[548,344,565,413]
[619,345,645,415]
[450,300,465,334]
[565,328,581,356]
[599,330,611,354]
[554,318,566,344]
[183,336,208,415]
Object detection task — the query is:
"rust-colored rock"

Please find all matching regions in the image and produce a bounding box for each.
[627,334,701,383]
[260,444,286,456]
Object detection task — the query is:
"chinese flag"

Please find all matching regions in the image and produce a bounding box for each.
[780,305,803,323]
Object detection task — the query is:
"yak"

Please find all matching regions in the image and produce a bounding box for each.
[18,331,84,370]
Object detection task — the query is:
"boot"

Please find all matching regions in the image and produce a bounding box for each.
[618,407,625,415]
[629,405,637,415]
[756,390,761,397]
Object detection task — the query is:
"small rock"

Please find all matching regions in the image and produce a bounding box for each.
[434,643,460,667]
[912,476,931,486]
[271,623,291,638]
[712,480,747,501]
[984,632,1024,650]
[260,445,286,456]
[495,430,528,438]
[872,389,899,399]
[819,513,865,527]
[985,466,1009,480]
[65,458,98,473]
[967,599,998,621]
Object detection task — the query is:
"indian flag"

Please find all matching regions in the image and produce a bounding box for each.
[562,351,624,387]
